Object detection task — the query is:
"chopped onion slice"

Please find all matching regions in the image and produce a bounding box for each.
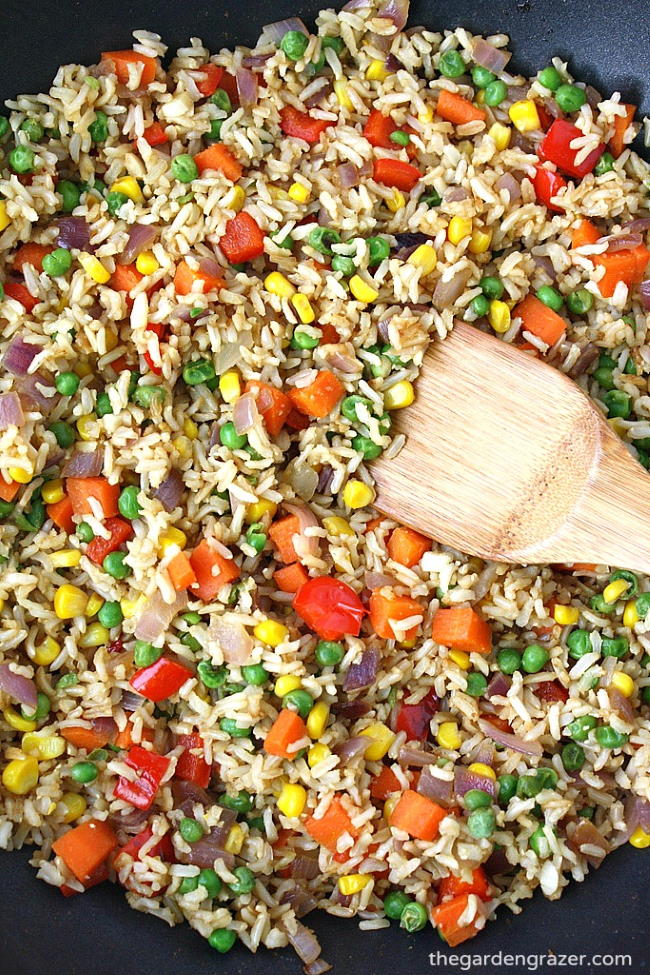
[0,664,38,709]
[471,38,511,73]
[0,392,25,430]
[478,717,543,756]
[209,615,253,665]
[3,336,40,376]
[119,223,158,265]
[257,18,308,46]
[61,449,103,478]
[134,589,188,643]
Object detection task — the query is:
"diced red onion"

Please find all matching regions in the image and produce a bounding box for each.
[61,448,103,478]
[532,253,557,281]
[134,589,188,643]
[337,163,361,189]
[57,216,91,252]
[485,846,511,875]
[639,280,650,311]
[242,53,273,69]
[364,571,396,590]
[477,717,543,756]
[110,805,154,834]
[486,673,511,700]
[444,186,468,203]
[393,232,430,250]
[257,18,308,46]
[566,820,609,865]
[584,85,602,110]
[3,336,40,376]
[304,81,333,109]
[506,84,528,104]
[608,686,636,724]
[154,468,184,512]
[622,217,650,234]
[282,886,319,918]
[343,647,379,691]
[495,172,521,202]
[91,716,118,742]
[286,922,322,966]
[119,223,158,265]
[471,38,511,74]
[171,779,214,814]
[625,795,650,834]
[289,853,321,881]
[198,256,221,281]
[209,615,253,665]
[540,96,563,121]
[0,664,38,709]
[316,465,334,494]
[16,372,56,412]
[398,745,436,767]
[385,53,403,72]
[0,392,25,431]
[600,232,643,252]
[454,765,498,799]
[304,958,332,975]
[236,67,258,108]
[120,689,145,712]
[417,766,454,806]
[510,130,536,153]
[568,342,599,378]
[332,699,371,720]
[432,267,472,311]
[471,739,496,767]
[322,348,360,374]
[175,825,234,869]
[283,501,320,559]
[342,0,372,9]
[376,0,410,31]
[332,735,369,761]
[233,392,259,435]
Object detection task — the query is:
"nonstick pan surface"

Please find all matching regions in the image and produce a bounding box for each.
[0,2,647,973]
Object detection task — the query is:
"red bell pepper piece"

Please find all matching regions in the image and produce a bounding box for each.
[195,63,223,98]
[174,732,211,788]
[293,576,366,640]
[130,656,194,702]
[532,165,567,213]
[394,688,439,741]
[4,280,39,311]
[535,679,569,703]
[363,109,397,148]
[60,862,109,897]
[86,516,134,565]
[538,120,604,179]
[141,122,168,147]
[113,744,171,809]
[373,157,421,191]
[219,211,266,264]
[118,826,175,862]
[279,105,334,144]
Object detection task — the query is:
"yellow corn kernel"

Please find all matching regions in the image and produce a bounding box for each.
[306,702,330,739]
[224,823,244,855]
[349,274,379,304]
[2,756,39,795]
[488,299,511,334]
[61,792,87,823]
[120,594,147,619]
[488,122,511,151]
[277,782,307,818]
[307,743,331,767]
[338,874,370,896]
[110,176,143,204]
[76,414,96,441]
[135,250,159,275]
[50,549,82,569]
[0,201,11,233]
[291,293,316,325]
[386,189,405,212]
[436,721,461,750]
[384,380,415,410]
[407,244,437,275]
[322,516,354,537]
[476,89,486,105]
[79,622,109,648]
[78,253,111,284]
[400,637,416,649]
[449,649,471,671]
[447,216,473,246]
[85,593,104,618]
[623,600,640,628]
[30,637,60,667]
[629,825,650,849]
[21,732,66,761]
[333,79,354,110]
[468,762,496,780]
[603,579,630,604]
[269,187,290,201]
[508,100,541,133]
[360,722,395,761]
[418,106,433,124]
[255,620,289,647]
[342,479,375,509]
[158,527,187,556]
[468,228,493,255]
[183,418,199,440]
[610,671,634,698]
[8,464,32,484]
[219,371,241,404]
[104,329,119,352]
[288,181,310,204]
[384,795,399,820]
[4,707,37,733]
[42,479,65,505]
[366,59,389,82]
[264,271,296,298]
[224,185,245,212]
[76,360,93,379]
[553,604,580,626]
[0,599,4,613]
[246,499,277,524]
[54,584,88,620]
[172,435,191,458]
[274,675,302,698]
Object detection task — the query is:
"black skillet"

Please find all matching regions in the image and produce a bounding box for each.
[0,1,647,973]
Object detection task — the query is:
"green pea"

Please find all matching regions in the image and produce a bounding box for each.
[179,817,204,843]
[208,119,223,141]
[95,392,113,418]
[133,641,162,668]
[222,682,245,697]
[636,593,650,620]
[471,65,496,89]
[421,189,442,208]
[351,434,383,460]
[180,633,201,653]
[465,672,487,697]
[218,790,253,814]
[566,288,593,316]
[516,774,542,799]
[341,394,373,423]
[322,35,344,53]
[467,807,496,838]
[208,928,236,953]
[270,231,294,250]
[400,900,428,933]
[567,629,592,660]
[589,593,616,615]
[0,117,9,139]
[529,824,554,857]
[521,644,549,674]
[367,236,390,267]
[439,50,465,79]
[245,524,267,553]
[384,889,410,920]
[55,371,80,396]
[102,551,131,579]
[594,725,628,749]
[535,285,564,311]
[181,611,202,626]
[624,356,637,376]
[561,741,585,772]
[20,118,44,142]
[21,692,51,722]
[578,806,595,819]
[56,673,78,690]
[603,389,631,419]
[331,254,356,277]
[283,687,313,718]
[71,761,98,783]
[484,80,507,107]
[77,522,95,543]
[308,226,341,255]
[280,30,309,62]
[566,714,596,742]
[220,421,247,450]
[464,789,492,811]
[496,647,521,675]
[183,358,216,385]
[594,152,615,176]
[171,154,199,184]
[241,663,269,685]
[133,385,166,409]
[497,773,517,805]
[228,865,255,895]
[315,640,344,667]
[98,601,123,628]
[117,485,141,521]
[56,180,82,213]
[9,146,35,173]
[198,867,221,898]
[179,876,199,895]
[106,191,129,216]
[89,111,109,142]
[470,294,490,317]
[538,66,563,91]
[210,89,232,113]
[555,83,586,113]
[389,130,410,147]
[609,569,638,597]
[290,327,320,350]
[535,767,558,790]
[42,248,72,277]
[219,717,251,737]
[601,637,628,659]
[82,177,107,198]
[480,276,504,300]
[87,748,108,762]
[307,52,326,75]
[198,660,227,688]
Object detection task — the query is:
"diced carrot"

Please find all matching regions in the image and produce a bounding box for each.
[554,562,598,573]
[52,819,118,884]
[4,280,39,311]
[167,551,197,591]
[110,263,143,294]
[66,477,120,518]
[114,721,154,750]
[173,259,226,296]
[264,708,308,759]
[609,103,636,158]
[0,476,21,503]
[46,495,75,533]
[369,591,423,642]
[364,517,384,534]
[431,894,481,947]
[438,866,491,902]
[195,62,223,98]
[100,50,158,86]
[268,515,301,564]
[513,293,566,347]
[288,370,344,419]
[436,89,486,125]
[244,380,292,436]
[189,538,240,601]
[370,765,402,800]
[389,789,447,841]
[13,243,54,273]
[318,323,339,344]
[387,526,430,568]
[140,122,168,147]
[193,143,243,181]
[274,562,309,594]
[592,244,650,298]
[304,796,358,852]
[219,211,265,264]
[61,725,113,751]
[571,218,600,249]
[284,408,310,431]
[431,607,492,655]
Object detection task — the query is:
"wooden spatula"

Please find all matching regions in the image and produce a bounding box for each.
[372,321,650,573]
